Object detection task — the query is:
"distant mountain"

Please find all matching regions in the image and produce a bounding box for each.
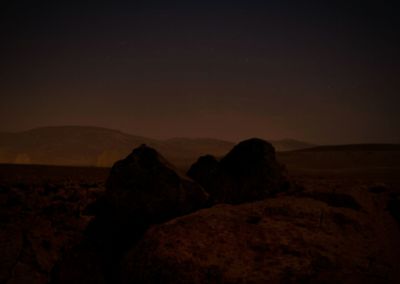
[0,126,231,168]
[295,144,400,152]
[269,139,315,152]
[0,126,314,168]
[0,126,156,167]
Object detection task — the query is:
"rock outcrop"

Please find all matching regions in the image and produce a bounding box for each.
[122,195,400,284]
[87,145,208,244]
[104,144,208,223]
[88,145,209,245]
[188,138,289,204]
[56,145,209,283]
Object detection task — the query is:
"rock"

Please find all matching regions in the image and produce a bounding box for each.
[122,196,400,284]
[296,191,362,210]
[88,145,208,244]
[97,144,208,231]
[62,145,209,283]
[188,138,289,204]
[187,155,219,191]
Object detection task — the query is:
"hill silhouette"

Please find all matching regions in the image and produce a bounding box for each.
[0,126,314,168]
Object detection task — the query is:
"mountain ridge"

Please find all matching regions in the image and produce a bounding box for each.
[0,126,314,167]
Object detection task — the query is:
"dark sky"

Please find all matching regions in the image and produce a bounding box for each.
[1,0,399,143]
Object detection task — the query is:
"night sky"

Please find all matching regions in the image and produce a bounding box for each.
[1,1,399,144]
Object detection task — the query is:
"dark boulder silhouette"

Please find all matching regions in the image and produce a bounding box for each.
[88,144,209,244]
[103,144,208,226]
[188,138,289,204]
[55,144,209,283]
[187,154,219,191]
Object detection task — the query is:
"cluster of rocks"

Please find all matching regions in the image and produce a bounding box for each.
[51,138,400,283]
[52,139,290,282]
[188,138,289,204]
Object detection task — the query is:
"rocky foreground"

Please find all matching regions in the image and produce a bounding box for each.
[124,195,399,283]
[1,139,400,283]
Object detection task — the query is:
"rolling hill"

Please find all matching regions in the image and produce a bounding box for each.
[0,126,314,168]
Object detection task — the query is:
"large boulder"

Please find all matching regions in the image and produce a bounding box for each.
[122,194,400,284]
[88,145,209,244]
[188,138,289,204]
[59,145,209,283]
[103,144,208,226]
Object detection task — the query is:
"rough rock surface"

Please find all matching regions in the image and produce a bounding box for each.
[188,138,289,204]
[123,194,400,284]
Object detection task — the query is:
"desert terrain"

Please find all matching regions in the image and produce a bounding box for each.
[1,139,399,283]
[3,0,398,282]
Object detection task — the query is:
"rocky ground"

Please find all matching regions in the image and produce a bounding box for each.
[0,165,108,284]
[124,183,400,283]
[0,140,399,284]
